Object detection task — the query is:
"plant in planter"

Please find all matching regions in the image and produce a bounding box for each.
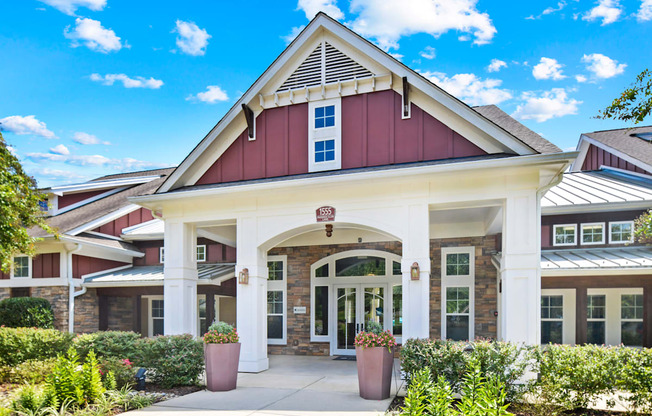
[203,321,240,392]
[354,320,396,400]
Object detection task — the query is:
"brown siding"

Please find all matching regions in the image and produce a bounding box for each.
[92,208,154,237]
[132,239,236,266]
[32,253,61,278]
[196,90,485,186]
[581,144,650,174]
[72,255,129,279]
[58,190,107,209]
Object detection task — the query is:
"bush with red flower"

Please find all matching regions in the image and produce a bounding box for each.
[203,321,239,344]
[354,321,396,352]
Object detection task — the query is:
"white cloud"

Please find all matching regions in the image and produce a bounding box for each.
[0,115,56,138]
[173,20,211,56]
[50,144,70,155]
[543,1,567,15]
[638,0,652,21]
[7,146,18,157]
[581,53,626,79]
[575,74,588,83]
[38,0,106,15]
[389,52,403,60]
[90,73,164,89]
[512,88,581,122]
[297,0,344,19]
[186,85,229,104]
[73,131,110,145]
[487,59,507,73]
[282,25,306,44]
[64,18,123,53]
[532,57,566,80]
[421,71,512,106]
[347,0,497,50]
[25,152,167,171]
[582,0,622,25]
[419,46,436,60]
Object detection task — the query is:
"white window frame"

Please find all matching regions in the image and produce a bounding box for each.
[586,288,645,346]
[267,255,287,345]
[196,245,207,262]
[11,255,31,279]
[441,247,475,341]
[620,292,644,347]
[609,221,634,244]
[553,224,577,247]
[159,247,165,263]
[308,98,341,173]
[541,289,576,345]
[148,296,165,337]
[581,222,606,245]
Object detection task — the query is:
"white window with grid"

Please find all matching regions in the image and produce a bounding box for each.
[267,255,287,345]
[586,294,606,345]
[149,297,164,337]
[553,224,577,246]
[308,98,341,173]
[196,245,206,262]
[12,256,31,278]
[609,221,634,244]
[541,289,576,345]
[621,294,643,347]
[441,247,474,341]
[581,223,605,245]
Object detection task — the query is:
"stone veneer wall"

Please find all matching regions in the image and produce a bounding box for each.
[31,286,69,332]
[107,297,134,332]
[0,288,9,301]
[267,241,402,356]
[75,289,99,333]
[429,236,498,340]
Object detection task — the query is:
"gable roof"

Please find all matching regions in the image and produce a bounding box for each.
[473,105,561,154]
[571,125,652,173]
[156,13,548,194]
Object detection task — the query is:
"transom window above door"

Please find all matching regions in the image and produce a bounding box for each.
[335,256,386,276]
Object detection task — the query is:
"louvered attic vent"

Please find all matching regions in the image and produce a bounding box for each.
[277,42,373,92]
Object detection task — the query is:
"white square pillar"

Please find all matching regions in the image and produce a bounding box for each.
[500,192,541,345]
[236,216,269,373]
[163,221,198,337]
[401,203,431,340]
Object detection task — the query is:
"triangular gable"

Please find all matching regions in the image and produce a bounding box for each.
[571,133,652,175]
[157,13,537,193]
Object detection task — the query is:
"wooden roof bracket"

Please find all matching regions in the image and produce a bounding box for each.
[402,76,411,119]
[242,104,255,141]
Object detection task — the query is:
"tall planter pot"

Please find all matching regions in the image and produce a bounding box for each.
[356,345,393,400]
[204,342,241,392]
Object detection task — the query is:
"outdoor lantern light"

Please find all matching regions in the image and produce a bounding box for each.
[410,262,420,280]
[134,368,147,391]
[238,268,249,284]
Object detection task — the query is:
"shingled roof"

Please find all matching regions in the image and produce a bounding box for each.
[473,105,562,154]
[583,126,652,167]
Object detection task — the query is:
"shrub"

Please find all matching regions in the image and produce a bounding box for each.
[0,326,73,366]
[208,321,235,334]
[400,338,530,402]
[0,297,54,328]
[401,368,454,416]
[204,321,239,344]
[46,348,105,407]
[74,331,142,361]
[138,334,204,388]
[1,358,57,384]
[100,357,135,389]
[618,347,652,414]
[354,329,396,352]
[10,384,57,414]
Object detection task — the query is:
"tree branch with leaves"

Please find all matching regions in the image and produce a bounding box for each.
[597,69,652,124]
[0,132,57,272]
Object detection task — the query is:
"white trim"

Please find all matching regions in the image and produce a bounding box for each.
[609,221,635,244]
[46,175,162,195]
[121,219,162,235]
[67,204,142,236]
[542,267,652,277]
[84,231,124,241]
[196,245,207,262]
[156,14,540,193]
[441,247,475,341]
[53,187,127,216]
[147,296,165,337]
[587,288,644,346]
[571,135,652,174]
[267,255,287,345]
[580,222,606,245]
[541,289,576,345]
[542,200,652,215]
[58,235,145,258]
[11,255,31,279]
[159,247,165,263]
[308,98,341,173]
[552,224,577,247]
[0,277,79,288]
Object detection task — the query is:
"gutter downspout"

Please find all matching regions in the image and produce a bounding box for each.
[67,244,82,333]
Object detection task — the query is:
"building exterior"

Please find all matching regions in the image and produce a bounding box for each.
[8,14,649,374]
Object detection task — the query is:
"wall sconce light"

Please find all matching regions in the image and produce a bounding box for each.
[238,268,249,285]
[410,262,420,280]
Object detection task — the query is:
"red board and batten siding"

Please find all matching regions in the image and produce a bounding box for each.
[0,253,61,279]
[58,190,107,209]
[196,90,485,186]
[72,255,129,279]
[581,144,650,175]
[91,208,154,237]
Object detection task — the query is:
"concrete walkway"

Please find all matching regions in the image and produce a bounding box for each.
[127,355,403,416]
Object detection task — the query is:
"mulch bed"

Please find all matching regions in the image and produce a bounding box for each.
[142,383,203,399]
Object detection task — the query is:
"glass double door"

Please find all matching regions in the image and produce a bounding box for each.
[334,284,386,355]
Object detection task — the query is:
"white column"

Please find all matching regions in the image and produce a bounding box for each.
[236,216,269,373]
[500,192,540,344]
[163,221,198,337]
[401,203,431,340]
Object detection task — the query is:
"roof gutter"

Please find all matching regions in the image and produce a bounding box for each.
[56,235,145,258]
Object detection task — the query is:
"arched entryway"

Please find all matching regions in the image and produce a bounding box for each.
[309,250,402,355]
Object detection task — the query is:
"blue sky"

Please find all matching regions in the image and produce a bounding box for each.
[1,0,650,187]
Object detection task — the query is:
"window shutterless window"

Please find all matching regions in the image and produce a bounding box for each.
[581,223,605,245]
[553,224,577,246]
[445,253,470,276]
[196,245,206,262]
[586,295,606,344]
[621,294,643,347]
[308,98,341,173]
[159,247,164,263]
[267,256,287,344]
[314,105,335,128]
[445,287,470,341]
[151,299,164,336]
[609,221,634,244]
[13,256,30,278]
[541,295,563,344]
[441,247,475,341]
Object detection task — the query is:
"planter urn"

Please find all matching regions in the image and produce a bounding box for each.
[204,342,241,391]
[355,345,393,400]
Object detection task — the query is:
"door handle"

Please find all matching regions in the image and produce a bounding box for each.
[356,323,359,332]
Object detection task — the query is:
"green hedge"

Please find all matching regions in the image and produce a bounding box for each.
[0,327,73,366]
[0,297,54,329]
[138,334,204,388]
[74,331,142,361]
[400,338,531,402]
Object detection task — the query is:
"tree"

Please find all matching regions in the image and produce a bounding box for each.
[0,132,56,272]
[597,69,652,124]
[635,209,652,245]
